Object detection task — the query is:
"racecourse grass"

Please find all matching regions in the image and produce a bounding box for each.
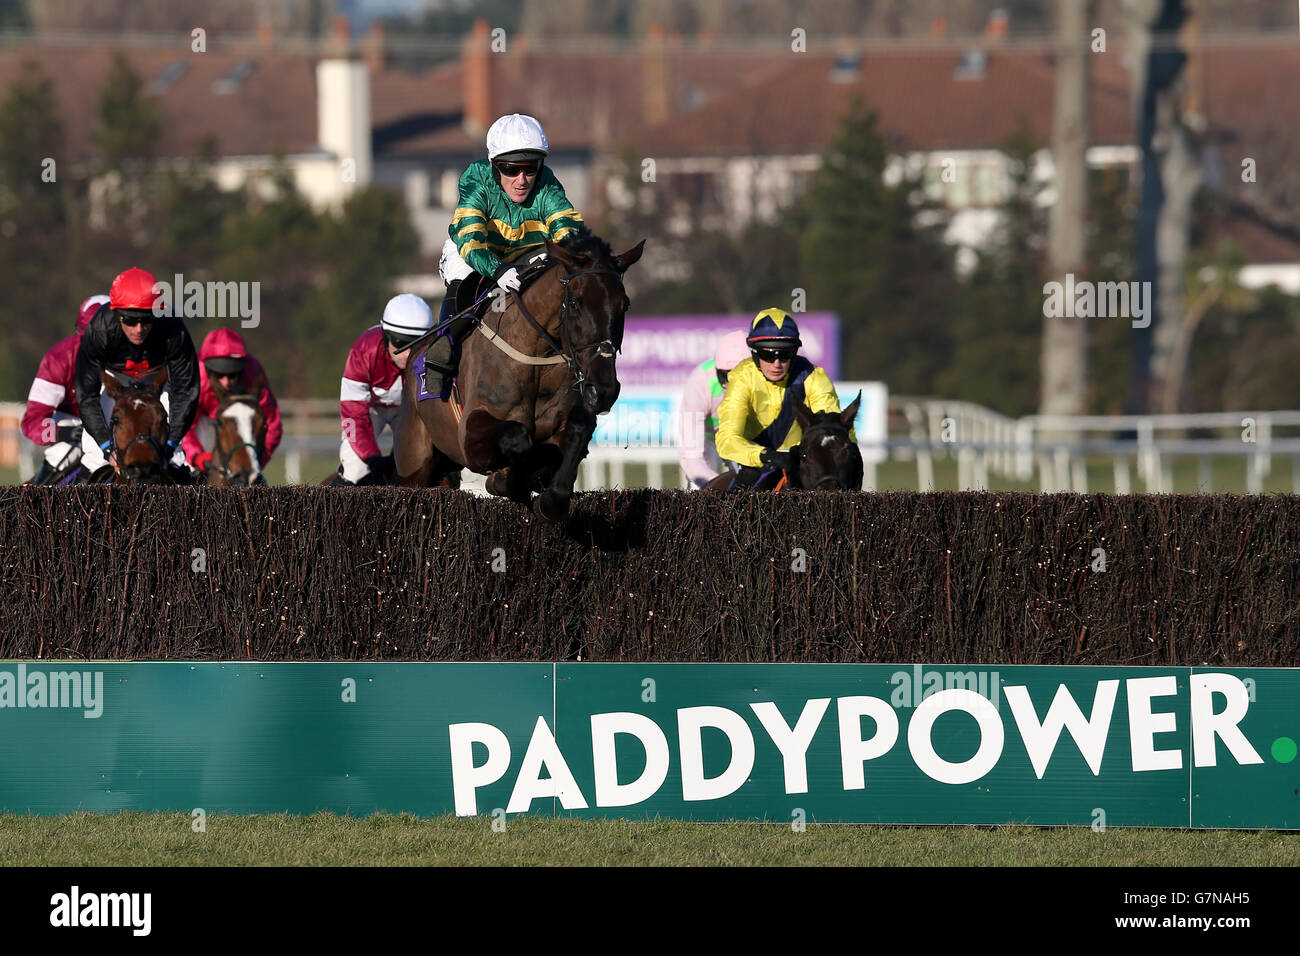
[0,813,1293,866]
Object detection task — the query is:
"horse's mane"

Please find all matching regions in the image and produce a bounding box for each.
[556,226,616,268]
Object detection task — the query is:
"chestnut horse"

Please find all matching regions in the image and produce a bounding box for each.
[91,366,186,484]
[703,393,863,492]
[395,229,644,522]
[205,378,267,487]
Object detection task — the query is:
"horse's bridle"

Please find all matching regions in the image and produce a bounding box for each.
[508,265,626,392]
[797,420,855,488]
[109,382,167,468]
[115,431,166,464]
[210,396,262,480]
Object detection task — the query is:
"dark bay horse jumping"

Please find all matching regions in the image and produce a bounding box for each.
[92,366,192,485]
[703,392,863,493]
[396,230,644,522]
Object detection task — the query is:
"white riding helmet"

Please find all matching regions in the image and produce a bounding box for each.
[487,113,549,161]
[381,293,434,339]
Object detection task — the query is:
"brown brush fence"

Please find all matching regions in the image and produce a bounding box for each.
[0,487,1296,665]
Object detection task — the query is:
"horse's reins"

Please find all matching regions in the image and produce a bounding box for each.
[496,266,624,391]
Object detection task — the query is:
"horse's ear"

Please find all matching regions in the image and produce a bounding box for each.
[247,368,267,397]
[142,365,168,396]
[102,369,127,399]
[545,239,577,268]
[794,397,815,431]
[614,239,645,273]
[840,390,863,429]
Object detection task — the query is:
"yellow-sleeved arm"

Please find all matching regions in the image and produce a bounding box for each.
[715,363,765,468]
[804,368,857,442]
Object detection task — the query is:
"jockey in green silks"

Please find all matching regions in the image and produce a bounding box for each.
[421,113,585,397]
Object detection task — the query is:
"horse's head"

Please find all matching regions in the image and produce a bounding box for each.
[792,391,863,491]
[209,373,267,487]
[543,232,645,415]
[102,365,169,483]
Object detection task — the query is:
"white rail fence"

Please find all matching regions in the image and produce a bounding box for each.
[5,398,1300,493]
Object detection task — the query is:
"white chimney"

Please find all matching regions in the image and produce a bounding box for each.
[317,59,372,188]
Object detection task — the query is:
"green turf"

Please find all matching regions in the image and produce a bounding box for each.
[0,813,1293,866]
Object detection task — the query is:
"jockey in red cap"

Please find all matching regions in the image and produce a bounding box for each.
[181,327,283,481]
[74,267,201,476]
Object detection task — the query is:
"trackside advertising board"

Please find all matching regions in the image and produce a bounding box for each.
[0,662,1294,827]
[591,381,888,464]
[619,313,841,388]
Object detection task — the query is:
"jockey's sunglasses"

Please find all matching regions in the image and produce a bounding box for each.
[493,159,543,178]
[754,347,796,363]
[117,310,155,328]
[385,332,420,351]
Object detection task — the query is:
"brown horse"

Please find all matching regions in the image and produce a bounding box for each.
[206,377,267,487]
[395,229,644,522]
[702,393,863,493]
[93,366,176,484]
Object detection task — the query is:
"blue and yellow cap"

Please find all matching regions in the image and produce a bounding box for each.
[746,308,801,347]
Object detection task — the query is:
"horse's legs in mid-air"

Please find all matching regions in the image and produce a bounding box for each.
[534,405,597,522]
[470,414,535,503]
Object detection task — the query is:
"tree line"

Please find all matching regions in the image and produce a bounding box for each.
[0,53,418,400]
[603,96,1300,416]
[1,49,1296,414]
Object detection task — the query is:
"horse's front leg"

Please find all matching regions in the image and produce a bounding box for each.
[534,403,596,523]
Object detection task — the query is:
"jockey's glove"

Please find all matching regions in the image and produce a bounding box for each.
[98,439,114,454]
[761,448,793,472]
[192,450,213,472]
[494,266,522,292]
[56,424,82,445]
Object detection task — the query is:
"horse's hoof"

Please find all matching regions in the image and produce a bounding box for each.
[533,491,570,524]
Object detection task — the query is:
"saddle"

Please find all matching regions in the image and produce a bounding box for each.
[452,245,554,325]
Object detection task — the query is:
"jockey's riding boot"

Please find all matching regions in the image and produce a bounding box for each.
[422,281,474,400]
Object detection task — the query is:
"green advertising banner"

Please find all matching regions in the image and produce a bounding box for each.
[0,661,1294,827]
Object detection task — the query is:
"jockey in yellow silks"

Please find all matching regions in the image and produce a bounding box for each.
[714,308,851,490]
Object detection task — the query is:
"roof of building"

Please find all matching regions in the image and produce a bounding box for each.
[618,46,1135,157]
[0,47,322,160]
